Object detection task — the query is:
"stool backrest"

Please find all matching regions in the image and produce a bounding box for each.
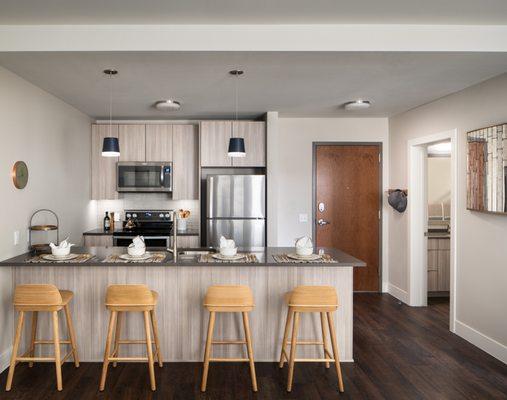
[106,284,154,306]
[14,284,62,306]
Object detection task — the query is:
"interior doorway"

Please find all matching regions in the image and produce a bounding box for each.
[407,129,458,332]
[313,143,382,292]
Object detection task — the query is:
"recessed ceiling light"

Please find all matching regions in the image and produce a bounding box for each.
[344,100,371,111]
[154,100,181,111]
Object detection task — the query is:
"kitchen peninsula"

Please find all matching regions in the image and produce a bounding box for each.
[1,246,364,362]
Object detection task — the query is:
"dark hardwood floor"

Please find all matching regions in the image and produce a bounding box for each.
[1,294,506,399]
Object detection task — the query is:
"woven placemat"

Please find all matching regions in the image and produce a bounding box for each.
[272,254,338,264]
[102,252,167,263]
[199,253,259,263]
[27,253,94,263]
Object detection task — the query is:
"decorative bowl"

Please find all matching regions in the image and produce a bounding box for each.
[51,246,71,257]
[295,246,313,256]
[219,247,238,257]
[127,246,146,257]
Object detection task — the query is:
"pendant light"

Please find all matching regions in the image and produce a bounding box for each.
[101,69,120,157]
[228,69,246,158]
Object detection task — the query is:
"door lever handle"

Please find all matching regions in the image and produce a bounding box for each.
[317,219,330,226]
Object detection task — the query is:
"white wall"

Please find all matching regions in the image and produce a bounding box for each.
[0,66,94,370]
[389,73,507,362]
[427,157,451,216]
[267,116,389,289]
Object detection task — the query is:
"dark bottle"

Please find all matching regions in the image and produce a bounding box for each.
[104,211,111,232]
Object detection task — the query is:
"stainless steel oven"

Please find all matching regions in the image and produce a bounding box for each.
[117,162,172,192]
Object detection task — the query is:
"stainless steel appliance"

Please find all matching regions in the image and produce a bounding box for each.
[113,209,173,247]
[117,162,172,192]
[206,175,266,248]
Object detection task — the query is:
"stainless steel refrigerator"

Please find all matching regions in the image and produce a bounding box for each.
[206,175,266,248]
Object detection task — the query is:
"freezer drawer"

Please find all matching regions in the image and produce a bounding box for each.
[206,219,265,248]
[207,175,266,218]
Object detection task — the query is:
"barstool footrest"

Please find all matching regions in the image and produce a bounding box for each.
[209,358,250,362]
[108,357,149,362]
[117,339,148,344]
[34,340,71,345]
[212,340,246,345]
[294,358,336,362]
[285,340,324,345]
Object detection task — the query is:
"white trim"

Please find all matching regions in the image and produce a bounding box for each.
[388,283,409,304]
[1,24,507,52]
[455,320,507,364]
[0,346,12,374]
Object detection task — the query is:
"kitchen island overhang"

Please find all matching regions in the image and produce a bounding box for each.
[2,247,365,362]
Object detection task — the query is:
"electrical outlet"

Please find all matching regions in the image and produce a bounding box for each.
[299,213,308,223]
[13,231,20,245]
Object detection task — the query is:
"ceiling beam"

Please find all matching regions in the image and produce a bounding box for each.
[1,24,507,52]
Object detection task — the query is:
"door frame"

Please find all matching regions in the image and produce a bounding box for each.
[407,129,458,332]
[312,142,383,292]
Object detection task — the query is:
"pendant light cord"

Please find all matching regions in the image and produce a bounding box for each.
[109,72,113,137]
[235,71,238,122]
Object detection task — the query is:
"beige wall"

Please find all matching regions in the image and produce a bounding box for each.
[0,66,94,369]
[389,73,507,356]
[427,157,451,216]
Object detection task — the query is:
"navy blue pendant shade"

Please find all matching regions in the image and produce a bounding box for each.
[228,137,246,158]
[102,137,120,157]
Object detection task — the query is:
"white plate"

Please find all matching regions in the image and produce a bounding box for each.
[119,252,152,261]
[286,253,322,261]
[42,253,79,261]
[212,253,246,261]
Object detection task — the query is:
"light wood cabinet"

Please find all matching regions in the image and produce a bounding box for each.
[172,125,199,200]
[427,238,450,292]
[119,125,146,162]
[232,121,266,167]
[91,124,119,200]
[176,236,200,248]
[83,235,113,247]
[146,124,173,161]
[200,121,232,167]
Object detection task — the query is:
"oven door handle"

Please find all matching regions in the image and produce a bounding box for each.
[114,236,171,240]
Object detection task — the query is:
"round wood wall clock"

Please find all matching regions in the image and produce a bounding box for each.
[12,161,29,189]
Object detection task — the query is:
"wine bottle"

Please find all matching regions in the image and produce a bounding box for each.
[104,211,111,232]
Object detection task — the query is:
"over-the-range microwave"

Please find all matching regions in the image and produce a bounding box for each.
[117,162,172,192]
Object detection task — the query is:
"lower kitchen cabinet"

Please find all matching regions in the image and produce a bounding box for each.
[427,238,450,293]
[177,236,200,248]
[83,235,113,247]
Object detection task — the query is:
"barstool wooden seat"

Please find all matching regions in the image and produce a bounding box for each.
[279,285,344,393]
[201,285,257,392]
[6,284,79,392]
[99,284,162,392]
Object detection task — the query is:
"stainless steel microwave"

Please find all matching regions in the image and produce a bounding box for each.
[117,162,172,192]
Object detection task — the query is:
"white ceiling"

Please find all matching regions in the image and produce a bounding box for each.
[0,0,506,25]
[0,52,506,119]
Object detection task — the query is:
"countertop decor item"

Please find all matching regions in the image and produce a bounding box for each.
[27,253,92,263]
[177,209,190,231]
[200,253,258,263]
[228,69,246,158]
[29,209,59,252]
[273,253,338,264]
[12,161,29,189]
[101,68,120,157]
[103,251,166,263]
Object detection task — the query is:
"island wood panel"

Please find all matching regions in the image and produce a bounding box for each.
[145,124,173,162]
[200,121,232,167]
[232,121,266,167]
[172,125,199,200]
[83,235,113,247]
[119,125,146,162]
[13,265,353,362]
[91,124,119,200]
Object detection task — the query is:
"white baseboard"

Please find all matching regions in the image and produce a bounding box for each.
[455,320,507,364]
[0,346,12,373]
[388,283,409,304]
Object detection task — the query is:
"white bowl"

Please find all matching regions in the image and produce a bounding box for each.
[51,247,71,257]
[128,246,146,257]
[219,247,238,257]
[296,246,313,256]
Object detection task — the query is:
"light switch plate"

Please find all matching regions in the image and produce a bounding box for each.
[14,231,20,245]
[299,213,308,223]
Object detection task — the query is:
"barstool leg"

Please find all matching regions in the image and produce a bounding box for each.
[112,311,122,367]
[242,312,258,392]
[5,311,25,391]
[29,311,38,367]
[201,311,216,392]
[99,311,117,391]
[64,304,80,368]
[143,311,156,391]
[150,310,163,367]
[327,312,344,392]
[52,311,63,391]
[287,311,300,392]
[320,312,330,369]
[279,308,293,368]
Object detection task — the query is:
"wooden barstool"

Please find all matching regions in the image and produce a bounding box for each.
[279,285,344,393]
[100,284,162,392]
[201,285,257,392]
[5,284,80,392]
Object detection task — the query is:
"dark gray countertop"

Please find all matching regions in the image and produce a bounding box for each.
[0,246,366,268]
[83,228,200,237]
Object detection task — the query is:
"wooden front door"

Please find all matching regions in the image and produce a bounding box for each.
[315,144,381,291]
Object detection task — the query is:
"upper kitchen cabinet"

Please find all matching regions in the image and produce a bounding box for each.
[91,124,119,200]
[231,121,266,167]
[200,121,232,167]
[172,125,199,200]
[146,124,173,162]
[119,124,146,162]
